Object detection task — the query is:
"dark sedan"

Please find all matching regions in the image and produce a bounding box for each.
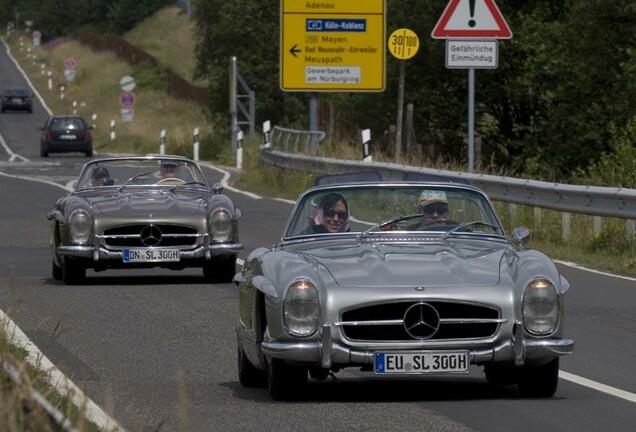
[1,88,33,113]
[40,116,93,157]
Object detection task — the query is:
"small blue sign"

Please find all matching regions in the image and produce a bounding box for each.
[306,19,367,32]
[375,352,385,373]
[122,249,130,262]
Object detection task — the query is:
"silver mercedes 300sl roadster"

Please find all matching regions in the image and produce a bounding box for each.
[236,180,574,400]
[48,156,242,284]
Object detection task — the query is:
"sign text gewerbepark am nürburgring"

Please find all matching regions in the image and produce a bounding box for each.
[280,0,386,92]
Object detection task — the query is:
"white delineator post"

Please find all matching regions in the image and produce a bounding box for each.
[60,85,65,101]
[361,128,372,162]
[47,71,52,91]
[72,100,77,115]
[110,120,116,141]
[262,120,272,149]
[91,113,97,130]
[236,129,244,170]
[193,127,200,162]
[160,129,166,155]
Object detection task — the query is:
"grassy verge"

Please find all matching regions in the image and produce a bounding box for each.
[5,32,226,162]
[1,283,100,431]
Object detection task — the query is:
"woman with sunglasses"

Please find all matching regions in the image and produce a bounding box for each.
[302,192,350,234]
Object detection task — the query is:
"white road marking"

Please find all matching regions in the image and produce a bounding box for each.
[0,310,126,432]
[0,130,29,163]
[197,161,262,199]
[1,38,53,116]
[272,197,295,205]
[0,169,72,191]
[560,371,636,404]
[65,179,77,190]
[555,260,636,283]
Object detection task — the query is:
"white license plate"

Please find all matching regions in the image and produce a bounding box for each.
[59,134,77,140]
[374,351,469,374]
[12,98,22,102]
[122,248,180,263]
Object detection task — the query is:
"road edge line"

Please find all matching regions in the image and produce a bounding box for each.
[560,370,636,404]
[555,260,636,283]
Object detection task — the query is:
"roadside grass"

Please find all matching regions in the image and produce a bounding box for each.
[0,281,100,431]
[124,6,206,86]
[5,33,217,159]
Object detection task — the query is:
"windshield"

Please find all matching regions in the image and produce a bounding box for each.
[285,185,503,238]
[50,118,86,131]
[76,158,208,189]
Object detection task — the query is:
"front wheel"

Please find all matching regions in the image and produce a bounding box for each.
[52,254,62,281]
[203,255,237,283]
[62,257,85,285]
[238,346,267,388]
[85,147,93,157]
[266,357,307,401]
[517,358,559,398]
[40,143,49,157]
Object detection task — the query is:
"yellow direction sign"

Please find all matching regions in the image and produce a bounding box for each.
[388,28,420,60]
[280,0,386,92]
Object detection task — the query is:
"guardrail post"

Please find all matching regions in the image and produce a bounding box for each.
[359,129,372,162]
[562,212,571,241]
[593,216,602,236]
[160,129,166,155]
[236,129,244,170]
[627,220,636,238]
[110,120,116,141]
[262,121,271,149]
[193,127,200,162]
[533,207,542,229]
[508,203,517,226]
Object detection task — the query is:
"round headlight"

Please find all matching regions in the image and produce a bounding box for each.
[69,209,92,244]
[210,208,232,242]
[522,278,559,335]
[283,279,320,337]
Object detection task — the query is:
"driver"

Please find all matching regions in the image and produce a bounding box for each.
[160,160,178,178]
[416,190,450,226]
[91,166,113,187]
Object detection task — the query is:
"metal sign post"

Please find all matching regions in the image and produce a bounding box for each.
[468,68,475,172]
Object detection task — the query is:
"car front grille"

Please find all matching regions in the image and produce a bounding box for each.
[102,224,199,247]
[340,301,501,341]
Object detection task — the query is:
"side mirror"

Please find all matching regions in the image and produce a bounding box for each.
[235,208,242,220]
[511,226,531,250]
[212,182,223,194]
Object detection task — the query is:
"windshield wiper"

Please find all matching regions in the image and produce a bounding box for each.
[440,220,499,241]
[361,213,426,237]
[178,181,206,186]
[118,170,153,191]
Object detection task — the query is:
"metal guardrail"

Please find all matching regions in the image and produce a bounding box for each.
[261,149,636,220]
[270,126,326,155]
[2,360,79,432]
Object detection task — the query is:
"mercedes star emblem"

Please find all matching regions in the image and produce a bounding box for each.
[403,302,440,340]
[140,225,162,247]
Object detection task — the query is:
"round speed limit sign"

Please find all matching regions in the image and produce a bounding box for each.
[388,28,420,60]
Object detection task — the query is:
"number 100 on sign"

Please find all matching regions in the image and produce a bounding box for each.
[388,28,420,60]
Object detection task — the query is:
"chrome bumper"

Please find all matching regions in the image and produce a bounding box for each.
[57,243,243,261]
[261,323,575,369]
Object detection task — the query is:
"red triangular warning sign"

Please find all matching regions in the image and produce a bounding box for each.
[431,0,512,39]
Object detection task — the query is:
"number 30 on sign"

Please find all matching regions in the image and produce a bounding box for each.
[388,28,420,60]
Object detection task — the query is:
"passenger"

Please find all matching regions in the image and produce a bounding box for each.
[416,190,451,227]
[91,166,113,187]
[302,192,350,234]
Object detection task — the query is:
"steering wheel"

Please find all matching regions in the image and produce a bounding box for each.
[156,177,186,185]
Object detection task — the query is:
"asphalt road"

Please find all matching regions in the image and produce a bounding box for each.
[2,41,636,432]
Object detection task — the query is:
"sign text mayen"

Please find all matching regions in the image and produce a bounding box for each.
[281,0,386,92]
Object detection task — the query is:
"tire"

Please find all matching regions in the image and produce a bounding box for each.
[52,255,63,281]
[517,358,559,398]
[203,255,237,283]
[85,147,93,157]
[27,107,33,114]
[40,143,49,158]
[238,345,267,388]
[485,363,517,386]
[61,257,85,285]
[266,356,308,401]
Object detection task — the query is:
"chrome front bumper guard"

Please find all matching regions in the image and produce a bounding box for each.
[56,242,243,262]
[261,322,574,369]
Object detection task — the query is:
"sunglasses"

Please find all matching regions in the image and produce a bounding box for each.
[422,202,449,215]
[325,209,347,219]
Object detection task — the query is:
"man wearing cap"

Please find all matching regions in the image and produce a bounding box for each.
[414,190,451,228]
[160,160,178,179]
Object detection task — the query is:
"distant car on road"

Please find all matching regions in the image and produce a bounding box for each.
[40,115,93,157]
[1,87,33,113]
[47,156,243,284]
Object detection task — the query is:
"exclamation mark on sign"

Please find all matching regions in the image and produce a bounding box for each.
[468,0,476,27]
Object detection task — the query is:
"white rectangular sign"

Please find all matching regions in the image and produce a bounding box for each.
[446,40,498,69]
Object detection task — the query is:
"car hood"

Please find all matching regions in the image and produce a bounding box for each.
[292,240,508,288]
[76,189,208,219]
